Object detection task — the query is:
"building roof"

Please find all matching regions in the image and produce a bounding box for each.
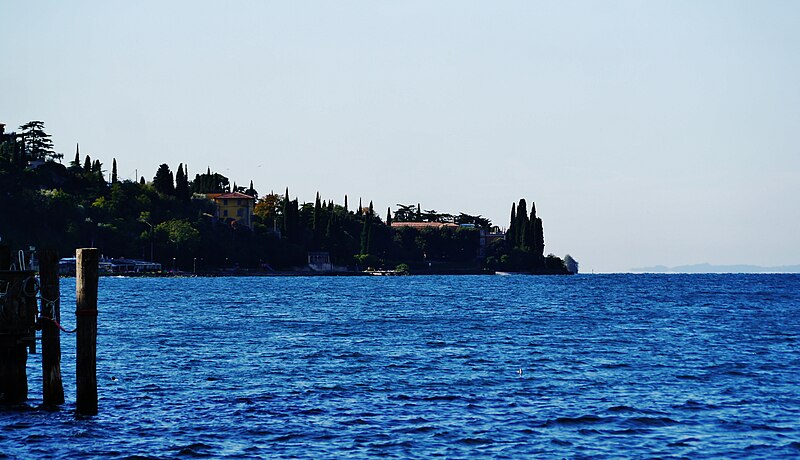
[210,192,255,200]
[390,221,458,229]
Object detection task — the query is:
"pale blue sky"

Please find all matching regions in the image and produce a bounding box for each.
[2,1,798,272]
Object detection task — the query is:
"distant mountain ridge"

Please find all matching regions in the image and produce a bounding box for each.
[631,263,800,274]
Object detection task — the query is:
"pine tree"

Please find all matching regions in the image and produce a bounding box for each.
[111,158,118,183]
[153,164,175,195]
[19,121,60,161]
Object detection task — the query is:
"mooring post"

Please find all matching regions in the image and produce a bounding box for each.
[40,249,65,405]
[76,248,98,415]
[0,243,36,404]
[0,243,9,269]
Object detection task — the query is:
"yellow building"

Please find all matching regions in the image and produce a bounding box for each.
[207,192,255,229]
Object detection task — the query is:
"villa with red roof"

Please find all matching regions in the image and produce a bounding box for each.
[207,192,255,229]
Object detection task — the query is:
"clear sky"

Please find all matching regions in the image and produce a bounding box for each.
[2,1,798,273]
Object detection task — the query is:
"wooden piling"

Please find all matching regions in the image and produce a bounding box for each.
[0,267,37,404]
[0,244,9,269]
[40,249,64,405]
[76,248,98,415]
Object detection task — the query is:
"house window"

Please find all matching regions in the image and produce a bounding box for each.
[237,199,242,205]
[223,210,228,217]
[237,208,243,216]
[223,199,228,205]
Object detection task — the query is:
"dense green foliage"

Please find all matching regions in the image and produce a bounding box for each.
[0,121,571,274]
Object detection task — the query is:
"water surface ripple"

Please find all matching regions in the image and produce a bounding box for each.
[3,274,800,458]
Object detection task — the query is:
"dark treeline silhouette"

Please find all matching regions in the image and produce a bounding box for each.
[0,121,572,274]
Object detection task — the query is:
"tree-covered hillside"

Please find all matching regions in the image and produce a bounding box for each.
[0,121,571,274]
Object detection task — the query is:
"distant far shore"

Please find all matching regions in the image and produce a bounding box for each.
[60,266,576,278]
[630,263,800,274]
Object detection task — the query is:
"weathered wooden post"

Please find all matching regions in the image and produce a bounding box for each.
[76,248,98,415]
[0,243,9,269]
[40,249,65,405]
[0,244,38,404]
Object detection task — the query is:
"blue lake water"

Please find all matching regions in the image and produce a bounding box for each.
[3,274,800,458]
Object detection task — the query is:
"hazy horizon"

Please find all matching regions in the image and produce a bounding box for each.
[2,1,798,273]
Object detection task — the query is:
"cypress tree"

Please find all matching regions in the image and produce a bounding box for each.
[508,202,516,245]
[325,212,333,244]
[183,165,191,196]
[111,158,118,183]
[525,213,533,252]
[92,159,102,175]
[282,188,290,236]
[71,144,81,169]
[534,217,545,256]
[360,214,369,254]
[344,195,348,213]
[367,224,373,255]
[140,176,145,185]
[83,155,91,172]
[313,192,321,231]
[386,207,392,225]
[516,199,528,249]
[245,180,257,198]
[291,198,299,242]
[175,163,190,200]
[368,200,374,217]
[526,202,537,252]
